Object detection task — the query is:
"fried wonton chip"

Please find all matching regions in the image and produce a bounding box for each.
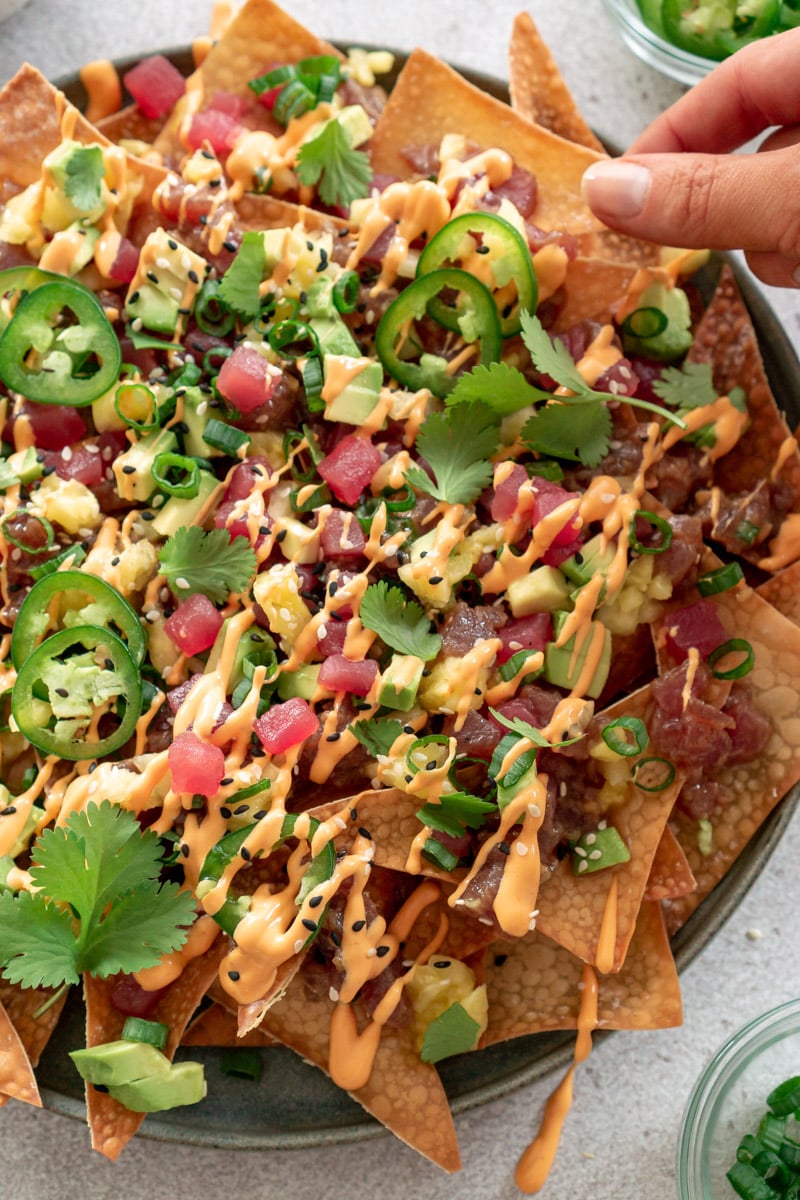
[0,64,164,198]
[688,265,800,570]
[154,0,339,161]
[95,104,165,148]
[83,935,226,1160]
[235,194,348,237]
[183,1003,274,1048]
[535,685,684,973]
[653,582,800,933]
[508,11,604,153]
[644,825,697,903]
[483,900,681,1046]
[0,978,68,1072]
[757,559,800,626]
[259,966,461,1173]
[549,256,638,332]
[368,48,603,237]
[0,1000,40,1106]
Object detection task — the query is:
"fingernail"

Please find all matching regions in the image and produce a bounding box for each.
[793,264,800,287]
[581,161,652,219]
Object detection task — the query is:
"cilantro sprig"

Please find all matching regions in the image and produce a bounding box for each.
[64,145,105,212]
[405,400,500,507]
[446,361,547,416]
[652,360,719,410]
[158,526,256,605]
[349,716,405,758]
[295,117,372,209]
[420,1001,482,1064]
[0,802,196,996]
[218,231,265,321]
[359,581,442,660]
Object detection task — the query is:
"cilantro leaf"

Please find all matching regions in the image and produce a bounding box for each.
[159,526,256,605]
[489,707,584,749]
[0,802,196,991]
[446,361,548,416]
[417,791,496,838]
[349,716,405,758]
[295,118,372,208]
[420,1001,481,1064]
[64,145,105,212]
[405,400,499,506]
[522,399,611,468]
[219,230,265,320]
[520,310,589,394]
[652,360,717,410]
[359,581,442,660]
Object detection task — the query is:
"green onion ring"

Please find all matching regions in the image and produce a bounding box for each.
[621,306,669,340]
[2,510,55,555]
[697,562,745,597]
[630,510,673,555]
[601,716,649,757]
[631,757,676,792]
[707,638,754,680]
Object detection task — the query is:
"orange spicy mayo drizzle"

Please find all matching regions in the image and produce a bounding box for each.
[515,963,599,1193]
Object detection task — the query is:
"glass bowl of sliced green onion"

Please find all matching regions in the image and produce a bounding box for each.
[677,997,800,1198]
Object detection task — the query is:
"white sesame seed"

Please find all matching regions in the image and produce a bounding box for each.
[61,446,73,462]
[86,444,101,455]
[175,576,190,589]
[329,987,340,1002]
[197,401,208,416]
[145,610,161,623]
[746,928,763,941]
[588,849,603,860]
[317,624,328,639]
[131,317,143,332]
[515,842,529,856]
[585,832,597,845]
[577,860,588,873]
[574,845,587,857]
[527,803,541,818]
[279,607,291,622]
[294,939,305,954]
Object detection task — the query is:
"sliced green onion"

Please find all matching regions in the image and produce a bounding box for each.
[405,733,452,778]
[228,778,271,805]
[203,418,251,455]
[697,562,745,597]
[267,319,320,360]
[736,520,760,546]
[726,1159,780,1199]
[249,63,297,94]
[283,429,318,482]
[29,542,87,581]
[332,271,360,314]
[220,1048,263,1081]
[2,510,54,555]
[121,1017,168,1049]
[601,716,649,757]
[152,451,200,499]
[768,1078,800,1118]
[303,356,324,413]
[290,482,330,513]
[629,510,673,555]
[631,756,675,792]
[297,54,341,79]
[381,483,415,513]
[114,382,159,433]
[194,279,235,337]
[737,1135,764,1166]
[499,649,543,684]
[621,306,669,340]
[707,638,754,680]
[202,345,232,375]
[751,1149,793,1192]
[422,836,460,873]
[274,78,316,125]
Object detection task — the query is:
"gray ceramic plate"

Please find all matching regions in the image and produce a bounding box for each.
[34,48,800,1149]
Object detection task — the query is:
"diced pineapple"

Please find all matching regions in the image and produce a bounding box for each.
[83,537,158,599]
[253,563,312,647]
[398,528,481,609]
[146,617,180,676]
[247,431,288,471]
[29,474,101,534]
[418,655,489,716]
[267,482,321,564]
[0,183,41,245]
[262,226,335,300]
[406,957,488,1052]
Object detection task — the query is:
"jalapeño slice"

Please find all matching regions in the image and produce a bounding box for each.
[10,570,147,671]
[0,277,121,405]
[416,211,538,337]
[11,624,141,760]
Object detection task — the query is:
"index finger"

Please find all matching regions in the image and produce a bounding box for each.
[629,26,800,155]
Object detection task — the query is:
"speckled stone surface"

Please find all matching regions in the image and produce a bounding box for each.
[0,3,799,1197]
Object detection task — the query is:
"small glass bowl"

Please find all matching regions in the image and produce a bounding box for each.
[602,0,715,87]
[677,997,800,1199]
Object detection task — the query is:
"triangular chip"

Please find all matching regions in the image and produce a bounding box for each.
[508,12,604,153]
[0,979,69,1072]
[0,1000,40,1106]
[549,256,638,332]
[84,934,225,1160]
[368,48,603,236]
[757,557,800,625]
[645,825,697,903]
[483,900,681,1045]
[183,1003,274,1048]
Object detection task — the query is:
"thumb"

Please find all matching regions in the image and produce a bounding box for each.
[581,148,800,260]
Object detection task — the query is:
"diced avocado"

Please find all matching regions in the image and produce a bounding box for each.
[620,281,692,364]
[276,662,321,701]
[42,141,106,230]
[336,104,374,149]
[378,654,424,711]
[311,315,359,358]
[107,1060,207,1113]
[497,755,538,811]
[543,613,612,699]
[324,356,382,425]
[125,229,208,336]
[398,528,480,610]
[180,387,218,459]
[208,623,276,690]
[560,533,616,587]
[7,446,42,485]
[305,277,337,319]
[571,825,631,876]
[113,428,178,503]
[149,470,218,539]
[506,565,572,617]
[69,1040,170,1087]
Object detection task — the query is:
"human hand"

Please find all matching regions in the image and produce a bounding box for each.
[580,27,800,288]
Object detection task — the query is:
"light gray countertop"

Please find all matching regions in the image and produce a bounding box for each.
[1,3,799,1197]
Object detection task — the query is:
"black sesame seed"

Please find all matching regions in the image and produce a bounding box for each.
[110,556,120,566]
[301,918,318,933]
[54,687,69,698]
[433,960,451,969]
[425,761,437,771]
[328,581,338,597]
[358,827,372,840]
[429,575,444,585]
[275,529,287,543]
[0,806,17,816]
[494,953,508,967]
[403,724,414,734]
[240,847,252,861]
[350,808,358,820]
[220,777,234,787]
[309,894,323,908]
[234,804,249,815]
[331,930,342,947]
[376,944,390,958]
[326,732,342,742]
[167,238,179,250]
[121,464,136,474]
[128,290,140,304]
[574,551,584,565]
[188,270,200,284]
[497,841,511,856]
[253,810,267,820]
[352,919,366,932]
[180,843,190,858]
[140,511,155,521]
[146,271,159,284]
[220,806,232,819]
[223,240,238,253]
[228,970,240,981]
[476,244,490,255]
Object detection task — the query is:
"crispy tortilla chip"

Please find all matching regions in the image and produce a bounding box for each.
[508,12,604,153]
[757,559,800,626]
[95,104,165,147]
[0,64,164,198]
[260,967,461,1173]
[0,1000,41,1106]
[483,900,681,1046]
[183,1003,273,1048]
[549,256,638,332]
[535,684,684,972]
[154,0,339,160]
[84,935,226,1160]
[656,583,800,933]
[582,227,661,268]
[236,952,306,1037]
[645,825,697,903]
[235,194,348,236]
[689,266,800,546]
[0,979,68,1070]
[368,48,602,237]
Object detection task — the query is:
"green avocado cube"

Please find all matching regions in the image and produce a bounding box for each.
[107,1061,207,1113]
[69,1040,170,1087]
